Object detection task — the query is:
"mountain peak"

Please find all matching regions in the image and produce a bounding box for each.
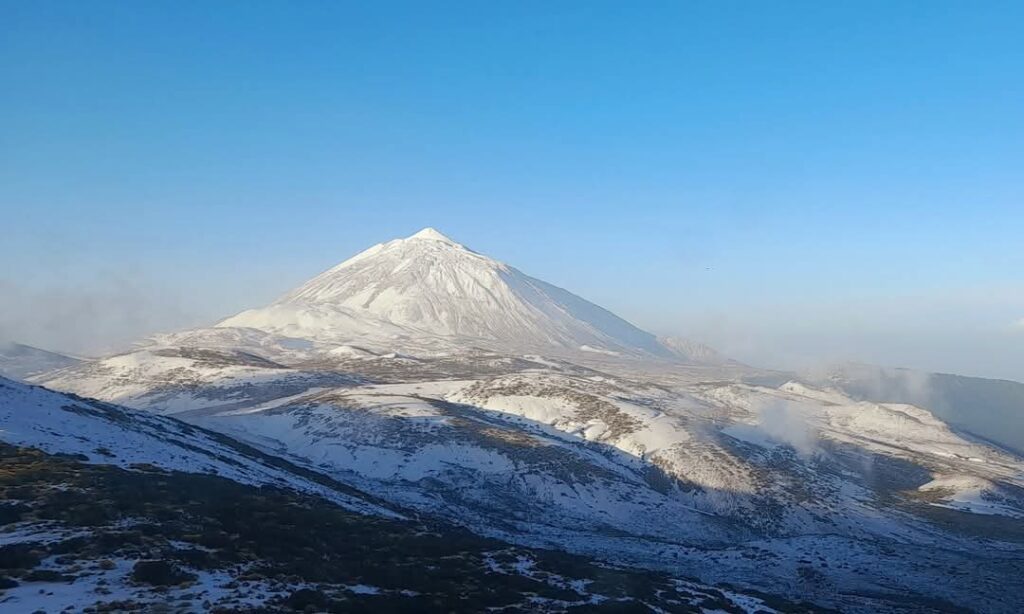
[218,230,679,359]
[407,227,460,245]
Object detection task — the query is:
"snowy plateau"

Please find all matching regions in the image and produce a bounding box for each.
[3,228,1023,613]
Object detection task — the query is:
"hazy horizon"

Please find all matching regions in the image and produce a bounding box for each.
[3,2,1022,381]
[3,224,1021,383]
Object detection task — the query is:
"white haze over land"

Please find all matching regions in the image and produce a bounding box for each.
[0,274,205,357]
[747,399,820,457]
[643,284,1024,383]
[2,256,1023,383]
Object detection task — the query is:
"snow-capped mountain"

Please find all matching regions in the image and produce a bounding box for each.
[15,228,1024,612]
[0,342,81,381]
[219,228,682,359]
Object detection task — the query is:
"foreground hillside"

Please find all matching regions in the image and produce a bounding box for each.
[2,444,799,613]
[0,377,800,612]
[35,339,1024,612]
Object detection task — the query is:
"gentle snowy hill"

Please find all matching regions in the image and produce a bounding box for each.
[809,363,1024,455]
[657,335,730,364]
[218,228,686,359]
[0,342,81,381]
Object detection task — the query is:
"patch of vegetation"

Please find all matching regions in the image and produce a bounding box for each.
[0,502,30,525]
[0,544,41,570]
[131,560,196,586]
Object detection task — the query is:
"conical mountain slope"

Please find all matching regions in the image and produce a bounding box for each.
[219,228,674,357]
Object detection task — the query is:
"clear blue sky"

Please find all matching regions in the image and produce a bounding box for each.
[2,2,1023,379]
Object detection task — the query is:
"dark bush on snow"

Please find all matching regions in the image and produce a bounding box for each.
[23,569,72,583]
[285,588,328,611]
[0,503,30,525]
[131,560,196,586]
[0,544,40,570]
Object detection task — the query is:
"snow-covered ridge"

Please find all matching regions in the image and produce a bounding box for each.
[0,376,394,517]
[35,343,358,415]
[0,342,82,381]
